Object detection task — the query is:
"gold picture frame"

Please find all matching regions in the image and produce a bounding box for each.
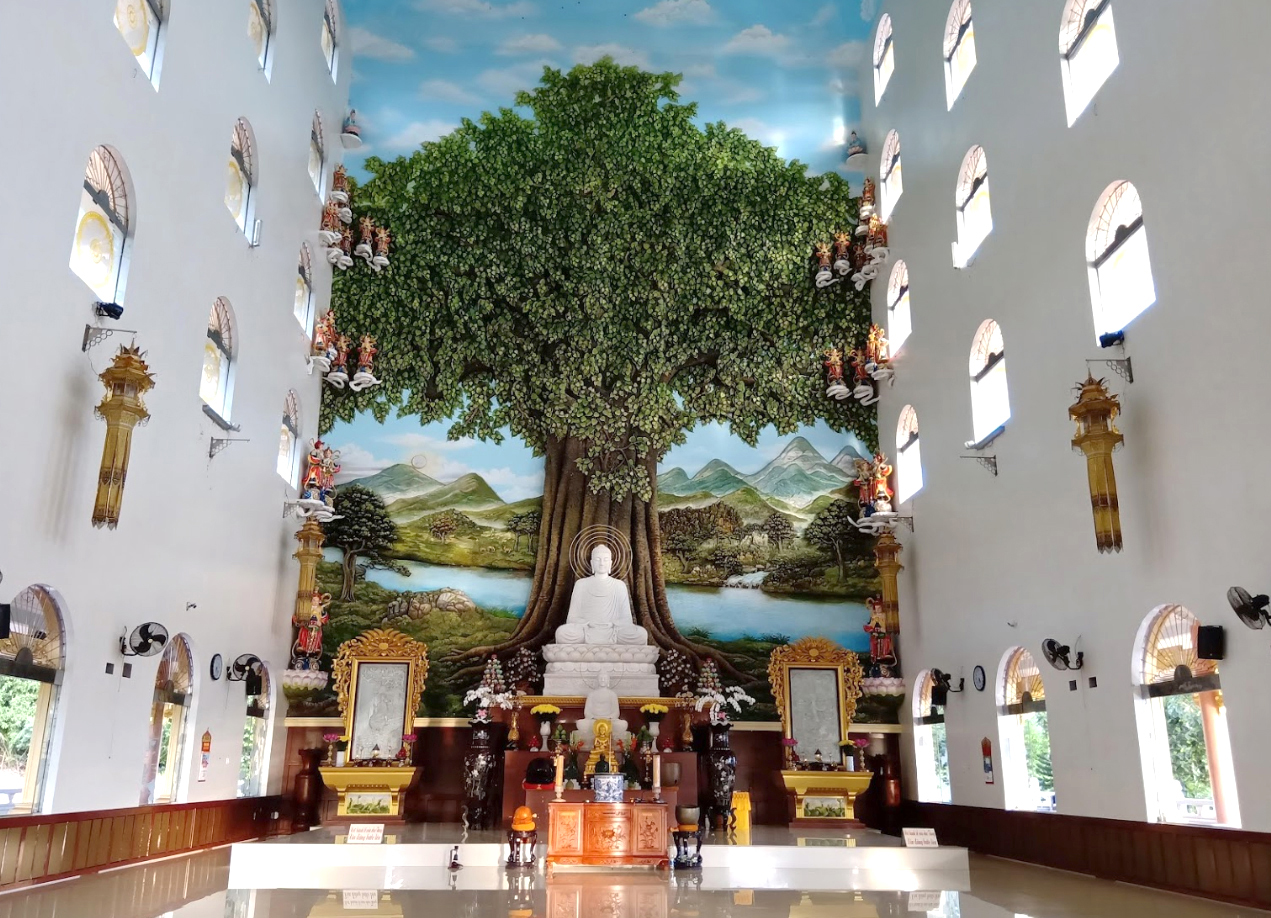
[768,637,864,766]
[332,629,429,762]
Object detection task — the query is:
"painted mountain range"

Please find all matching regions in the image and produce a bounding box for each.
[658,437,869,509]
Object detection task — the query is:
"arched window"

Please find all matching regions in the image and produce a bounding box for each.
[943,0,977,109]
[886,260,911,352]
[1087,181,1155,339]
[997,648,1056,812]
[879,130,902,222]
[308,111,325,196]
[249,0,274,75]
[0,586,67,815]
[896,406,923,503]
[142,635,194,806]
[277,391,301,484]
[968,319,1009,445]
[238,663,272,797]
[114,0,167,86]
[1060,0,1118,126]
[200,298,237,422]
[873,14,894,105]
[913,670,951,804]
[295,244,315,332]
[321,0,340,80]
[953,145,992,267]
[226,118,258,238]
[1133,605,1241,827]
[70,146,132,304]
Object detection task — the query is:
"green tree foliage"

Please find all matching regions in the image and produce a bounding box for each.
[1164,693,1212,800]
[507,510,542,553]
[323,485,406,601]
[1022,711,1055,793]
[708,545,744,578]
[0,678,38,768]
[761,512,796,550]
[658,504,743,569]
[429,515,457,543]
[323,59,874,493]
[803,499,872,577]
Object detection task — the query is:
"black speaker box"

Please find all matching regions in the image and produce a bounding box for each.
[1197,625,1225,660]
[931,683,949,708]
[0,603,9,640]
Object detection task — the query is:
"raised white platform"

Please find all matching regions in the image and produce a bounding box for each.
[227,824,969,892]
[540,642,660,696]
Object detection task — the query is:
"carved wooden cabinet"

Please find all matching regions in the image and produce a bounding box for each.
[546,802,669,869]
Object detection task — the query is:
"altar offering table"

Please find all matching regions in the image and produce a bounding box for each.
[502,750,696,825]
[546,802,670,870]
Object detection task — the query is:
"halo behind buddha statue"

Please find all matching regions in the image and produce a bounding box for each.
[569,525,632,581]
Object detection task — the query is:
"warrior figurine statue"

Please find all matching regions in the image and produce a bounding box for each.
[355,216,375,263]
[326,335,351,388]
[350,335,381,392]
[372,226,391,271]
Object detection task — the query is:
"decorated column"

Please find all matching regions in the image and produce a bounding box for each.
[293,518,325,622]
[92,344,155,529]
[873,530,904,667]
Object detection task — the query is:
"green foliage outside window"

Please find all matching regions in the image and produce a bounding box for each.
[1164,693,1212,801]
[0,677,38,771]
[1022,710,1054,793]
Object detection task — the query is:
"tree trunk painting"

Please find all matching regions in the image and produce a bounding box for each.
[455,436,746,681]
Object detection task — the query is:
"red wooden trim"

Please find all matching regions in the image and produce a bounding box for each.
[902,801,1271,910]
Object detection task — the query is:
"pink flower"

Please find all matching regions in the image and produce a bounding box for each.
[853,737,870,748]
[781,738,798,747]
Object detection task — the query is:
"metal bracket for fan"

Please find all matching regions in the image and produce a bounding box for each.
[1086,357,1133,384]
[82,324,138,353]
[209,437,250,459]
[961,454,998,476]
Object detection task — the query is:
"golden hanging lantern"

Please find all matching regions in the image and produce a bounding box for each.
[92,344,155,529]
[1069,375,1124,553]
[873,529,904,635]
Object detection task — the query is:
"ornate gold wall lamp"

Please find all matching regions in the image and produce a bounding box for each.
[1069,375,1124,553]
[92,344,155,529]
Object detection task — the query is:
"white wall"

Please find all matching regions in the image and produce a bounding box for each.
[0,0,349,811]
[861,0,1271,829]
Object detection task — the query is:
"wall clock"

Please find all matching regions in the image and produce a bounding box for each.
[972,665,987,691]
[210,653,224,681]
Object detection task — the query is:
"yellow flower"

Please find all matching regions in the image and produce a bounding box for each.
[640,703,669,715]
[530,704,562,715]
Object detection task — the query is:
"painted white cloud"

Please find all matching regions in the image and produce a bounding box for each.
[423,36,460,53]
[383,119,458,151]
[349,27,415,61]
[476,60,556,98]
[828,41,867,70]
[479,467,545,499]
[730,117,780,146]
[723,25,792,58]
[810,3,836,27]
[679,62,717,79]
[860,0,878,22]
[332,444,392,481]
[634,0,715,27]
[416,0,535,18]
[420,79,483,105]
[497,33,562,55]
[573,44,651,68]
[385,432,478,453]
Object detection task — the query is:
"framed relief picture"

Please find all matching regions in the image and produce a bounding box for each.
[769,637,865,767]
[332,629,430,763]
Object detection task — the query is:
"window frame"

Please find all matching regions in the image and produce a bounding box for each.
[968,319,1010,445]
[1087,181,1156,338]
[913,671,952,804]
[200,298,237,424]
[237,664,272,797]
[142,636,194,807]
[227,119,258,238]
[873,14,895,105]
[953,146,992,267]
[895,405,923,504]
[886,260,911,352]
[295,244,315,332]
[943,0,977,109]
[879,131,902,222]
[114,0,166,87]
[309,112,326,197]
[277,391,301,485]
[70,146,132,304]
[249,0,275,77]
[997,648,1056,813]
[1060,0,1119,126]
[322,0,340,81]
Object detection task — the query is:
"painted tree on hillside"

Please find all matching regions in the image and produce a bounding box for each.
[803,498,873,578]
[761,512,796,551]
[322,485,408,601]
[324,60,874,680]
[508,510,542,554]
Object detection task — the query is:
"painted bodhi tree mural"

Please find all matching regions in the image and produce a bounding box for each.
[323,60,874,681]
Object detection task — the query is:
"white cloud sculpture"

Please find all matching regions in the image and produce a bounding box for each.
[634,0,715,27]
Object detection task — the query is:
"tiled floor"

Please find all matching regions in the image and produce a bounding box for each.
[0,846,1265,917]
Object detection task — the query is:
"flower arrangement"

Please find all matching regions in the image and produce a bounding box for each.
[639,703,669,721]
[693,660,755,725]
[781,737,798,748]
[464,656,513,720]
[657,648,696,697]
[403,733,418,743]
[530,704,562,717]
[322,732,342,745]
[505,647,542,693]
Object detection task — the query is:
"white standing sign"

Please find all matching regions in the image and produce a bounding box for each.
[342,890,381,909]
[902,827,939,848]
[345,824,386,845]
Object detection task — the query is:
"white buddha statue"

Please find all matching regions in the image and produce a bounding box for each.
[540,543,661,697]
[576,672,627,748]
[555,546,649,646]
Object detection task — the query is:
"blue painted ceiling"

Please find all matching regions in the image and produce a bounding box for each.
[341,0,878,180]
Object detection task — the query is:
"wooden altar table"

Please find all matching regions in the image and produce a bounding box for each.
[546,802,670,870]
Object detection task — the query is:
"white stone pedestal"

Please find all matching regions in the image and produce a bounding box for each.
[541,643,660,697]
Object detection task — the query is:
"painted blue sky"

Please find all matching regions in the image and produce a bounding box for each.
[341,0,879,181]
